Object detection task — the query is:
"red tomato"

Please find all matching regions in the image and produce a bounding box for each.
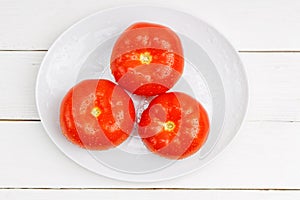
[138,92,210,159]
[60,79,135,150]
[110,22,184,96]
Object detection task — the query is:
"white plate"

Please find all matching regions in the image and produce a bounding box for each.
[36,5,248,182]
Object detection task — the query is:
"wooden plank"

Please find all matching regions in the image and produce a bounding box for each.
[0,189,299,200]
[0,52,44,119]
[0,121,299,188]
[0,0,300,50]
[1,52,300,121]
[241,53,300,121]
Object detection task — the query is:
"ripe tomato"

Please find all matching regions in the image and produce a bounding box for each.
[138,92,210,159]
[110,22,184,96]
[60,79,135,150]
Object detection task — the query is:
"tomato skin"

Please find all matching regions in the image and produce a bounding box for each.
[60,79,135,150]
[110,22,184,96]
[138,92,210,159]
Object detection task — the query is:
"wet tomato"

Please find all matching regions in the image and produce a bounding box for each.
[60,79,135,150]
[138,92,210,159]
[110,22,184,96]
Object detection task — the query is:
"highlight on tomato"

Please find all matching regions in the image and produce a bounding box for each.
[138,92,210,159]
[110,22,184,96]
[60,79,135,150]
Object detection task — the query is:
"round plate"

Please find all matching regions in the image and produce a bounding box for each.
[36,5,248,182]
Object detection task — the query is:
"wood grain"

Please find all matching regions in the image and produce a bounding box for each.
[1,52,300,121]
[0,52,43,119]
[0,0,300,50]
[241,53,300,121]
[0,121,299,188]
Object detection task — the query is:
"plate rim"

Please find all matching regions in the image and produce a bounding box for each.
[35,4,249,182]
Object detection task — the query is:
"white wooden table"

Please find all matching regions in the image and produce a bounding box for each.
[0,0,300,199]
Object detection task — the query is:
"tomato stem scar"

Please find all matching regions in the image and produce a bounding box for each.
[163,121,176,132]
[91,107,101,118]
[139,52,152,64]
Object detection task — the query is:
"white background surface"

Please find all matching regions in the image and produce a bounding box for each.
[0,0,300,199]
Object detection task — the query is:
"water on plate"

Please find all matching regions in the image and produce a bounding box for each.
[76,33,225,174]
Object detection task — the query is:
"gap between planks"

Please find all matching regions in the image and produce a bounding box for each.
[239,50,300,53]
[0,187,299,191]
[1,119,299,123]
[0,119,40,122]
[1,50,300,53]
